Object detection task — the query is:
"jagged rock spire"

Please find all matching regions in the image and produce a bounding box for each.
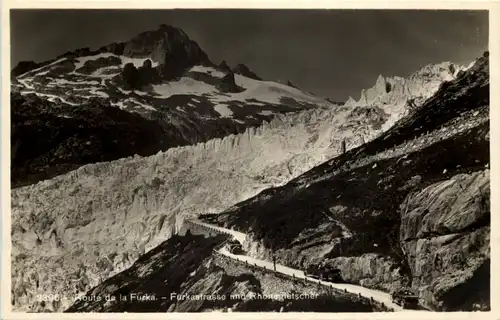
[232,63,262,80]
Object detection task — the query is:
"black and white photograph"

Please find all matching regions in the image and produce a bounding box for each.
[3,6,495,316]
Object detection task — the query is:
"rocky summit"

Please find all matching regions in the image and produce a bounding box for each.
[121,24,210,80]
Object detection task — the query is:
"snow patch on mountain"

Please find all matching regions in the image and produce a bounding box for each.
[54,79,101,86]
[189,65,225,78]
[214,104,234,117]
[111,101,128,110]
[73,53,114,70]
[117,87,133,95]
[152,78,217,98]
[20,91,80,106]
[72,52,160,71]
[13,57,336,135]
[34,70,50,77]
[88,87,110,98]
[130,98,157,111]
[17,78,34,90]
[149,71,330,109]
[116,87,150,96]
[91,67,120,78]
[226,74,329,106]
[259,110,274,116]
[120,56,160,68]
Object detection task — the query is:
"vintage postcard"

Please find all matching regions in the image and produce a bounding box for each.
[1,1,498,319]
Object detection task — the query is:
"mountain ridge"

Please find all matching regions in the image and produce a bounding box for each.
[11,24,342,187]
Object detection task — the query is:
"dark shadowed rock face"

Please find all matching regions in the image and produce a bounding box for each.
[57,47,93,60]
[11,61,43,78]
[232,63,262,80]
[219,60,231,72]
[121,24,210,80]
[10,92,188,188]
[75,56,122,75]
[137,60,161,87]
[400,171,490,311]
[100,42,126,55]
[217,71,245,93]
[118,59,162,90]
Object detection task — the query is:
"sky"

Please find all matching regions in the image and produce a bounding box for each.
[10,9,488,101]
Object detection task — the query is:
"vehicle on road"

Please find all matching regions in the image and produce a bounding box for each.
[391,289,419,309]
[304,264,344,283]
[225,239,244,254]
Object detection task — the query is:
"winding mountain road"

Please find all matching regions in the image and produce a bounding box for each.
[188,218,428,312]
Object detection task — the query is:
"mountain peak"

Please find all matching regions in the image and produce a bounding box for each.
[232,63,262,80]
[119,25,210,79]
[219,60,231,72]
[345,96,357,106]
[12,24,212,80]
[158,23,182,32]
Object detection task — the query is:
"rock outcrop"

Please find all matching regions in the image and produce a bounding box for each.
[121,24,210,80]
[75,56,122,75]
[218,60,231,72]
[99,42,126,56]
[400,171,490,311]
[217,71,244,93]
[326,254,406,292]
[11,60,43,78]
[57,47,93,60]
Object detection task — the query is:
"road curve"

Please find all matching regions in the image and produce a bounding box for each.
[187,218,430,312]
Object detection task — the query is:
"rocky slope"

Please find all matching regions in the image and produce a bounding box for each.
[10,54,465,311]
[11,24,339,187]
[201,54,490,311]
[11,93,188,188]
[400,171,489,311]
